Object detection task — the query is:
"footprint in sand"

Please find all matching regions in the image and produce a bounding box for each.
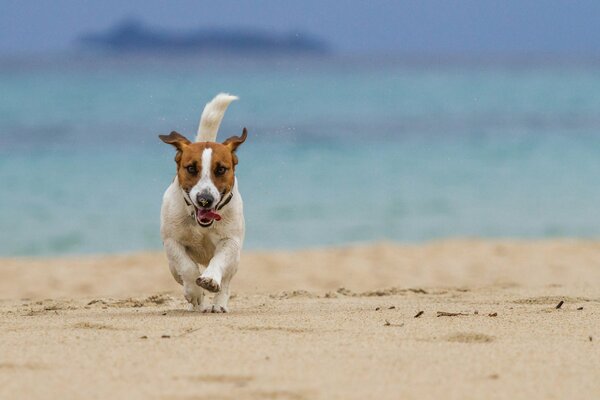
[0,362,48,370]
[513,296,592,305]
[71,322,121,330]
[235,325,311,334]
[445,332,495,343]
[184,374,254,385]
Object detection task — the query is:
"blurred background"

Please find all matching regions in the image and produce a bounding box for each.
[1,0,600,256]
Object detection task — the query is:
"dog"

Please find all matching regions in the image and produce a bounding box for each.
[159,93,246,312]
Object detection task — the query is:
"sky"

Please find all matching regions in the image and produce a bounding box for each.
[2,0,600,56]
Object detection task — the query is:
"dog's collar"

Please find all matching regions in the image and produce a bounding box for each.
[181,182,234,227]
[182,191,233,211]
[216,189,234,211]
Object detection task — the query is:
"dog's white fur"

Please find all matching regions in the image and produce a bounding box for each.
[160,94,244,313]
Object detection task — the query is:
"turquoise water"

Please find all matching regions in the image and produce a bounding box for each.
[1,55,600,255]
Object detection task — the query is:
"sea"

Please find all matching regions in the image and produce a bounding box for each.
[1,54,599,256]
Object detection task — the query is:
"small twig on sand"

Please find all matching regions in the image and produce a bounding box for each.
[414,311,424,318]
[555,300,564,309]
[178,327,202,337]
[383,320,404,327]
[577,306,584,311]
[437,311,469,317]
[488,312,498,317]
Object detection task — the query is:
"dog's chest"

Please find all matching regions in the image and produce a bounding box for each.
[179,225,219,265]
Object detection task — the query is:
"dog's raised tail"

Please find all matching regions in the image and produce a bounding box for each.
[196,93,238,142]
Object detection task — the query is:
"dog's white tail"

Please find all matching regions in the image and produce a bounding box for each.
[195,93,238,142]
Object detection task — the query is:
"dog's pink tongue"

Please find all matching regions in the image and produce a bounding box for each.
[197,209,222,221]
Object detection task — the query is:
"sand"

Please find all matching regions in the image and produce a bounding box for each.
[0,239,599,399]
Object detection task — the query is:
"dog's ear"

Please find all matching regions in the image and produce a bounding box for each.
[159,131,191,164]
[222,127,247,153]
[159,131,191,150]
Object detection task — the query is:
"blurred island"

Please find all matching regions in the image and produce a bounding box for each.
[79,19,330,55]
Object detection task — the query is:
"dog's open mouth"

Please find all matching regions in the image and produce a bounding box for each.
[195,208,222,225]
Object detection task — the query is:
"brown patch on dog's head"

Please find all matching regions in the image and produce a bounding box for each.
[159,128,248,198]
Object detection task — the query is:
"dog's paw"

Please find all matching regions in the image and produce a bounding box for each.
[184,294,203,310]
[201,305,228,313]
[196,276,221,293]
[213,304,228,313]
[187,302,203,312]
[183,282,204,308]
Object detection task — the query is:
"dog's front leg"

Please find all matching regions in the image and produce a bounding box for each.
[196,239,240,313]
[163,239,205,311]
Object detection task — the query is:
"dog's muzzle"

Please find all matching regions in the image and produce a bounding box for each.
[182,190,223,227]
[182,186,234,228]
[196,192,214,209]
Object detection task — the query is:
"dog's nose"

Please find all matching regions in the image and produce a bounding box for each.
[196,193,214,209]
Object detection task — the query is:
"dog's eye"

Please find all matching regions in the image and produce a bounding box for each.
[186,165,197,175]
[215,165,227,176]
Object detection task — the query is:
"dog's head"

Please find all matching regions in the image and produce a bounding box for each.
[159,128,247,226]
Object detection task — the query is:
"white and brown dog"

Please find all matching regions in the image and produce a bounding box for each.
[159,93,246,312]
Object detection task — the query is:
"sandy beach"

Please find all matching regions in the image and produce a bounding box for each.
[1,239,599,399]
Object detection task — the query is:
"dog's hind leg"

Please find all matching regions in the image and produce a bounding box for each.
[167,262,183,285]
[164,239,205,311]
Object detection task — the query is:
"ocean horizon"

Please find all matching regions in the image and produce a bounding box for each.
[1,53,599,256]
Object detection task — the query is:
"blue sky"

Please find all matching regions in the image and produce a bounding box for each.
[2,0,600,56]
